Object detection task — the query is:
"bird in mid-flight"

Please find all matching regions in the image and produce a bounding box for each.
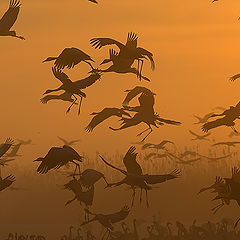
[0,0,25,40]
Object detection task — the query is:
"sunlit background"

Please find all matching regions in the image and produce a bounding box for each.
[1,0,240,238]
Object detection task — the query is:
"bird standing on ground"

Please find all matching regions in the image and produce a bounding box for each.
[0,0,25,40]
[34,145,83,175]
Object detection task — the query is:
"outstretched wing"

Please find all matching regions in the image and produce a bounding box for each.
[74,73,101,89]
[156,117,181,125]
[0,174,15,191]
[143,169,181,184]
[57,136,69,145]
[189,130,199,137]
[90,37,125,50]
[201,117,226,133]
[85,108,122,132]
[55,48,93,70]
[122,86,153,106]
[6,143,21,156]
[137,47,155,70]
[231,167,240,184]
[0,0,21,32]
[52,67,71,85]
[230,74,240,82]
[125,32,138,49]
[123,146,142,175]
[0,138,14,158]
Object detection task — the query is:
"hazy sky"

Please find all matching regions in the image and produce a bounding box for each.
[1,0,240,236]
[0,0,240,157]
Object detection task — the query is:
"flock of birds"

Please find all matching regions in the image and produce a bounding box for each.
[1,0,240,239]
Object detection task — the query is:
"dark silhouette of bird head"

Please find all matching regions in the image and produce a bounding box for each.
[100,59,112,65]
[43,89,54,95]
[42,57,57,63]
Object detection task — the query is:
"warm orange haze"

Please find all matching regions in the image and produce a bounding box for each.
[1,0,240,239]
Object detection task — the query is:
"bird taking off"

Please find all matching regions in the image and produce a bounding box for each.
[85,108,131,133]
[42,47,94,70]
[202,101,240,133]
[34,145,83,175]
[0,0,25,40]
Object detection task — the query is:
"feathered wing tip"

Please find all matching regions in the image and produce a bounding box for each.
[169,169,181,178]
[229,74,240,82]
[10,0,21,8]
[85,125,93,133]
[121,205,130,213]
[127,32,138,41]
[5,138,14,145]
[5,174,16,182]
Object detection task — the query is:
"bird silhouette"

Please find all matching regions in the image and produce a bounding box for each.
[43,67,101,115]
[202,101,240,133]
[110,87,181,142]
[193,112,214,124]
[100,146,180,207]
[141,140,174,151]
[42,47,94,70]
[90,32,155,80]
[189,130,211,141]
[0,0,25,40]
[5,143,22,157]
[34,145,83,175]
[81,206,130,240]
[40,92,77,105]
[72,168,108,188]
[57,137,80,146]
[0,174,15,191]
[230,74,240,82]
[64,178,94,219]
[0,138,14,158]
[199,167,240,227]
[92,49,151,82]
[85,107,131,133]
[212,141,240,147]
[88,0,98,3]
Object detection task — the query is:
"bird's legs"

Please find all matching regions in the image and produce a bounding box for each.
[78,96,83,115]
[72,161,81,176]
[13,35,25,40]
[102,230,110,240]
[137,126,153,142]
[145,189,149,208]
[139,59,144,81]
[66,95,77,114]
[140,188,143,204]
[131,188,136,207]
[231,126,238,134]
[234,217,240,229]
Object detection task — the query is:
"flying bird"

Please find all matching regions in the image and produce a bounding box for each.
[92,49,151,82]
[230,74,240,82]
[110,87,181,142]
[34,145,83,175]
[189,130,211,141]
[85,108,131,133]
[40,92,77,105]
[0,0,25,40]
[212,141,240,147]
[0,138,14,158]
[0,174,15,192]
[57,137,80,146]
[100,146,180,207]
[141,140,174,150]
[202,101,240,133]
[193,113,214,124]
[42,47,94,70]
[43,67,101,115]
[90,32,155,80]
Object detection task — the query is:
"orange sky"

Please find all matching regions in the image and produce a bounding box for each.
[1,0,240,235]
[0,0,240,156]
